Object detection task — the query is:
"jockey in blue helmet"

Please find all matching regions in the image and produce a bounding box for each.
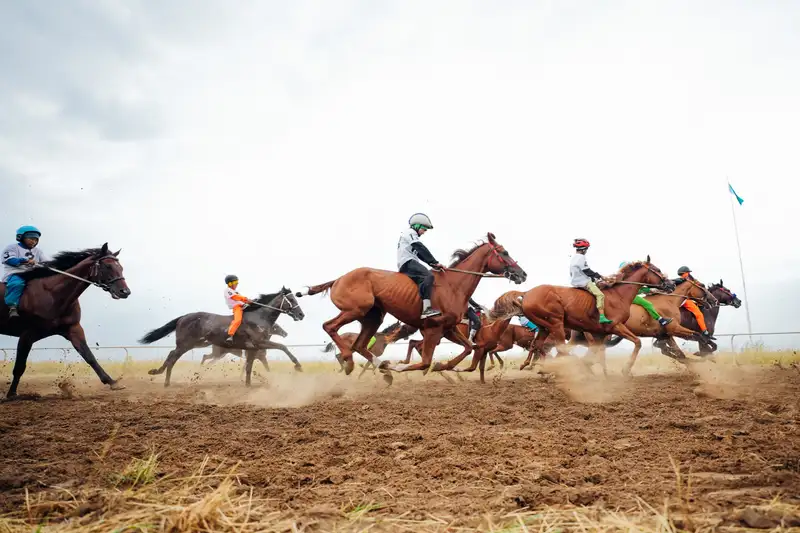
[3,226,50,318]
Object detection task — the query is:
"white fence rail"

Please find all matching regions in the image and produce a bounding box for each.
[1,332,798,363]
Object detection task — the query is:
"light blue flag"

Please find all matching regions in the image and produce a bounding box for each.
[728,183,744,205]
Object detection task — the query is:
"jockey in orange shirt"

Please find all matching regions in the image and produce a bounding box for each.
[673,266,713,339]
[224,274,253,342]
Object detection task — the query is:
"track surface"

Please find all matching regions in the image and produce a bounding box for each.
[1,360,799,526]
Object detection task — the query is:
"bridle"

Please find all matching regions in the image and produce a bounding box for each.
[45,255,126,294]
[611,263,672,289]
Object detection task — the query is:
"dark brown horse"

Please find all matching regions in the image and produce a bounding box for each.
[297,233,527,384]
[0,244,130,397]
[200,323,288,377]
[520,258,674,376]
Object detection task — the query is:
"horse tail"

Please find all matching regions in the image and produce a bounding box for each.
[321,342,337,353]
[384,323,418,343]
[296,280,336,297]
[139,317,182,344]
[605,335,624,347]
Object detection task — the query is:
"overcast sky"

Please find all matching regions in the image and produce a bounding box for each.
[1,0,798,356]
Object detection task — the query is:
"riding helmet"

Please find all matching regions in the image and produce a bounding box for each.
[225,274,239,285]
[409,213,433,230]
[16,225,41,242]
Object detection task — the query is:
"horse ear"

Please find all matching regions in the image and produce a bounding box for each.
[487,233,496,243]
[100,243,109,256]
[113,249,121,257]
[646,254,651,263]
[720,279,723,286]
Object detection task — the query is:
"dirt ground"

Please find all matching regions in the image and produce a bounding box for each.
[1,356,799,531]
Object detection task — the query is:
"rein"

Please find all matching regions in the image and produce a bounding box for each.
[245,294,300,314]
[44,256,125,293]
[443,267,505,278]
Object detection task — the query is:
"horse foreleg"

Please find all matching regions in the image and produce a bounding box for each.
[389,327,443,374]
[402,340,421,364]
[257,350,271,372]
[433,327,473,371]
[60,324,120,389]
[609,324,642,376]
[6,332,40,398]
[521,329,549,370]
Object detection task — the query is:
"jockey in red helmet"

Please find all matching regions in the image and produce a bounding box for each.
[570,238,613,324]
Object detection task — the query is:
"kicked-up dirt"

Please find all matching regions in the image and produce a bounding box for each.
[0,358,799,531]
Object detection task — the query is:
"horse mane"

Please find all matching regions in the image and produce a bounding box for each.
[19,248,103,281]
[485,290,525,322]
[243,290,283,313]
[448,237,490,268]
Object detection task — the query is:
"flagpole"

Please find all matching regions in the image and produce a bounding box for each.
[728,179,753,339]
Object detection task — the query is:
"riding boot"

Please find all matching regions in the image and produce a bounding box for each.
[420,299,442,319]
[225,335,234,343]
[658,317,673,327]
[8,306,19,319]
[702,330,716,340]
[598,311,613,324]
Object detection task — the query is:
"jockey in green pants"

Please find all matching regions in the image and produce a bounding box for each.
[620,261,672,328]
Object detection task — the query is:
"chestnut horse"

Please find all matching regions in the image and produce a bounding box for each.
[0,244,131,397]
[603,279,741,356]
[564,277,715,371]
[297,233,527,384]
[520,258,675,376]
[321,322,411,372]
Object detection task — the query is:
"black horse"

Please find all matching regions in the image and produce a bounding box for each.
[140,288,304,386]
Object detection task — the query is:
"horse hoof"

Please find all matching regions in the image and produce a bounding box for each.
[147,369,159,375]
[109,380,126,391]
[294,365,303,373]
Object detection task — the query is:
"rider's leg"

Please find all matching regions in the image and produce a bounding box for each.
[586,282,613,324]
[633,295,672,326]
[682,299,710,336]
[4,275,26,318]
[401,261,441,318]
[367,336,377,350]
[467,307,480,340]
[226,305,243,341]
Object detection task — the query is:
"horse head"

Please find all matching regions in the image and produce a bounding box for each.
[484,233,527,284]
[91,243,130,300]
[709,279,742,308]
[616,255,674,292]
[279,286,305,321]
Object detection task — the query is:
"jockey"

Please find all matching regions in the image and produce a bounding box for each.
[570,238,612,324]
[397,213,445,319]
[223,274,252,342]
[620,261,673,328]
[466,297,484,341]
[673,266,712,338]
[2,226,49,318]
[517,315,539,332]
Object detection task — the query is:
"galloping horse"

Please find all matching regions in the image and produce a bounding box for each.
[0,244,131,397]
[141,288,305,386]
[567,277,715,367]
[520,258,675,376]
[297,233,526,384]
[680,281,741,355]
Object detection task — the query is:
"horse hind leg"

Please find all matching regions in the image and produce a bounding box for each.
[322,310,369,375]
[352,307,392,385]
[148,342,193,387]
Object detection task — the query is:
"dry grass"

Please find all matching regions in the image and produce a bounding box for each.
[1,455,797,532]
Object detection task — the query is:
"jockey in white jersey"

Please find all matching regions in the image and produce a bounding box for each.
[397,213,445,319]
[2,226,50,319]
